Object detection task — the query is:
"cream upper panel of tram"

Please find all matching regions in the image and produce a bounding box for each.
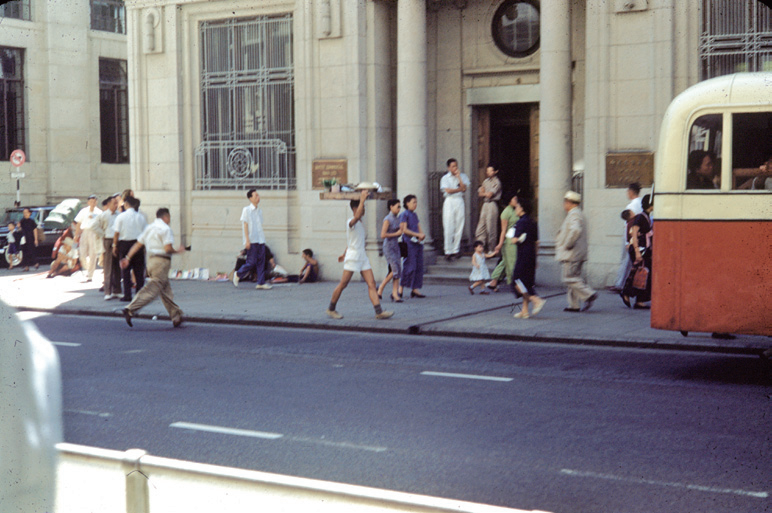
[655,193,772,221]
[655,73,772,194]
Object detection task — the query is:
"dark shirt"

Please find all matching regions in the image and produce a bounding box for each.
[687,173,717,189]
[19,218,37,240]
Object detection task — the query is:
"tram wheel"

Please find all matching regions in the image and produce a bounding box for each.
[680,331,689,337]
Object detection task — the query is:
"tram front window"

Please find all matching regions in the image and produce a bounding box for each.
[732,112,772,190]
[686,114,722,190]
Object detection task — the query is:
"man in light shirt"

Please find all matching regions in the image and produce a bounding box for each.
[233,189,271,290]
[112,196,147,302]
[120,208,185,328]
[440,158,471,260]
[611,182,643,292]
[98,193,121,300]
[74,194,103,282]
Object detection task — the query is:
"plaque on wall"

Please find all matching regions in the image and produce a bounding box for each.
[312,159,348,189]
[605,152,654,188]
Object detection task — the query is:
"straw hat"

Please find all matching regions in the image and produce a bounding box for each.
[563,190,581,203]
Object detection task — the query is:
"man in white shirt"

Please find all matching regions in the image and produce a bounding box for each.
[112,196,147,301]
[74,194,103,282]
[612,182,643,291]
[233,189,272,290]
[121,208,185,328]
[98,193,121,300]
[440,158,471,260]
[326,189,393,320]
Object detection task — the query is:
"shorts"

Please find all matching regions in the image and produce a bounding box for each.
[343,256,372,273]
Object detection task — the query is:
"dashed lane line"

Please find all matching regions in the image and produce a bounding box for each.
[420,371,513,382]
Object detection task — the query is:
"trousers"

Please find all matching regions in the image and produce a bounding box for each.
[490,239,517,285]
[79,229,101,279]
[118,240,145,300]
[102,238,121,295]
[561,260,596,309]
[237,243,266,285]
[127,255,182,324]
[474,202,499,252]
[442,195,465,255]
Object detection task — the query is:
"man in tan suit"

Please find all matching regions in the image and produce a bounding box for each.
[555,191,598,312]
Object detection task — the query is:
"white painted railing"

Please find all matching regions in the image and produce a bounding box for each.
[56,443,549,513]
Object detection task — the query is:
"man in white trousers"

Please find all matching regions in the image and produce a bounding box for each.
[440,158,470,260]
[74,194,102,282]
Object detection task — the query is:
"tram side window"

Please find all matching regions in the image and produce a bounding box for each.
[686,114,721,190]
[732,112,772,191]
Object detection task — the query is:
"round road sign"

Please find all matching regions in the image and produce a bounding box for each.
[10,149,26,167]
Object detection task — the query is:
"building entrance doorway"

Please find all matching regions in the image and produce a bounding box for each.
[474,103,539,222]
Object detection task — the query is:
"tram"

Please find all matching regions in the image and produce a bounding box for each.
[652,72,772,337]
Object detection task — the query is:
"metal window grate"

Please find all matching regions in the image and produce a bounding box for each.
[91,0,126,34]
[0,47,26,161]
[0,0,31,21]
[700,0,772,79]
[196,15,295,190]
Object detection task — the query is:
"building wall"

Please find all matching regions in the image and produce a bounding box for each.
[0,0,129,210]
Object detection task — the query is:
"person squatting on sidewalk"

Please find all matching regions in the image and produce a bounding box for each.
[233,189,272,290]
[112,196,147,302]
[474,163,502,252]
[121,208,185,328]
[326,189,393,320]
[74,194,102,282]
[440,158,470,260]
[555,190,598,312]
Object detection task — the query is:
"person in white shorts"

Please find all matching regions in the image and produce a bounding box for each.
[326,189,394,320]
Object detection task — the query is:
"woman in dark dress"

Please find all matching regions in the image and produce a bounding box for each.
[511,198,546,319]
[18,208,39,271]
[621,194,654,309]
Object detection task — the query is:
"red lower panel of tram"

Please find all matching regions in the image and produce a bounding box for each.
[651,220,772,336]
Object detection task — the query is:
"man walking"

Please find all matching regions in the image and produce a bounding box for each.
[611,182,643,292]
[474,163,502,252]
[112,196,147,302]
[326,189,393,320]
[121,208,185,328]
[233,189,271,290]
[98,193,121,300]
[440,158,470,260]
[74,194,102,282]
[555,191,598,312]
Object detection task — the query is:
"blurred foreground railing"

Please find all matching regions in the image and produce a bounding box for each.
[56,443,549,513]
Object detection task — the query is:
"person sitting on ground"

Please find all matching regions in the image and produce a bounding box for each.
[298,248,319,284]
[47,222,81,278]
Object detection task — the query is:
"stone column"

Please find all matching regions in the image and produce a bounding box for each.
[396,0,429,234]
[538,0,572,253]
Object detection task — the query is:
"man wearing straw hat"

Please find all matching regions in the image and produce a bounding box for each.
[555,190,598,312]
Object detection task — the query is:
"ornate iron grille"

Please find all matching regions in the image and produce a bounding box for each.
[0,0,31,21]
[196,15,295,190]
[700,0,772,79]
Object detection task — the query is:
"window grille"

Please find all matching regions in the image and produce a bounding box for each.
[91,0,126,34]
[700,0,772,79]
[0,47,26,161]
[99,59,129,164]
[196,15,295,190]
[0,0,31,21]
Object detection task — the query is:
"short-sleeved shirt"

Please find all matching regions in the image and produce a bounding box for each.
[98,209,120,238]
[114,208,147,241]
[75,207,102,231]
[240,204,265,245]
[138,218,174,256]
[399,209,420,244]
[440,172,471,199]
[500,205,519,237]
[481,176,502,203]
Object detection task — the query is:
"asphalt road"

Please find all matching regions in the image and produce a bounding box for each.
[28,312,772,513]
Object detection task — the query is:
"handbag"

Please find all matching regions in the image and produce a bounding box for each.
[399,240,408,258]
[632,265,649,290]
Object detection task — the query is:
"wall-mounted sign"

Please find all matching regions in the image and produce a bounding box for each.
[312,159,348,189]
[606,152,654,188]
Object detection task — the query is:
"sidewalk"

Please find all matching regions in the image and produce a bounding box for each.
[1,268,769,355]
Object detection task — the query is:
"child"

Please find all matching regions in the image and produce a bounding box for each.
[6,222,23,269]
[298,248,318,284]
[468,240,493,294]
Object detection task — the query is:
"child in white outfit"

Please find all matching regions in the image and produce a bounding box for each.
[469,241,493,294]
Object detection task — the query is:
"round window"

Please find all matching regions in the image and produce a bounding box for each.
[491,0,540,58]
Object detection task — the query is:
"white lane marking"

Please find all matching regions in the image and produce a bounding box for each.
[122,349,145,354]
[290,436,387,453]
[170,422,284,440]
[420,371,513,382]
[560,469,768,499]
[53,341,81,347]
[65,409,112,418]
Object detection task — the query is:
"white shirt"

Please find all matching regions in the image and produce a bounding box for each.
[138,218,174,256]
[240,203,265,245]
[345,217,366,261]
[114,208,147,241]
[75,206,102,231]
[625,197,643,216]
[98,209,120,238]
[440,172,471,199]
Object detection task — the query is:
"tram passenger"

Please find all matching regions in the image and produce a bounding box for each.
[737,156,772,190]
[686,150,719,189]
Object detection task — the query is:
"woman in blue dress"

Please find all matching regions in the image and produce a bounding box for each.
[376,199,404,302]
[399,195,426,298]
[511,198,546,319]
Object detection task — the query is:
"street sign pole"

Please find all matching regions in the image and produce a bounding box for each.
[9,149,26,206]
